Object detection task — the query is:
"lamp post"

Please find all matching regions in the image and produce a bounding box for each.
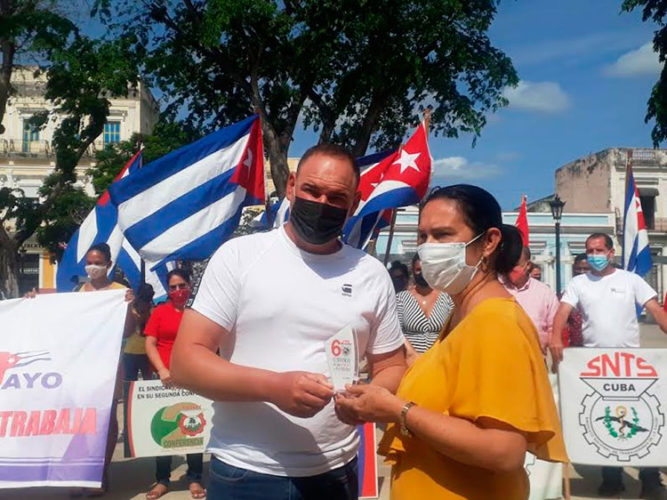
[549,195,566,296]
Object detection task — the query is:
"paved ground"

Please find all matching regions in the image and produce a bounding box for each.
[2,324,666,500]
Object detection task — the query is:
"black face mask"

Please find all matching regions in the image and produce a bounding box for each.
[414,272,429,288]
[289,196,349,245]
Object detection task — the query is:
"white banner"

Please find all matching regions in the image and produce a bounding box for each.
[125,380,214,457]
[559,348,667,466]
[0,290,127,488]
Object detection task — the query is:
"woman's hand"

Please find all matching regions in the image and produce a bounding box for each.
[334,383,405,424]
[158,368,173,387]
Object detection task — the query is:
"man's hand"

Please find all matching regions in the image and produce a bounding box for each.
[270,372,334,418]
[125,288,135,303]
[548,337,564,374]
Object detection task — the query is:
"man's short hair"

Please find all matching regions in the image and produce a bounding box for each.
[297,143,360,184]
[586,233,613,250]
[389,260,409,279]
[574,252,587,264]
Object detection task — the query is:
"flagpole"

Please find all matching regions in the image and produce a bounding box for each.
[138,141,146,286]
[383,209,398,266]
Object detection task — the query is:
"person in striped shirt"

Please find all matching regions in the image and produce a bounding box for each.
[397,253,453,363]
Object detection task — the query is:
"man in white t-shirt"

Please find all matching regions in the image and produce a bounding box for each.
[549,233,667,499]
[171,144,406,500]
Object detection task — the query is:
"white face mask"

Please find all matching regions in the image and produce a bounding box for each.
[85,264,108,280]
[417,233,483,295]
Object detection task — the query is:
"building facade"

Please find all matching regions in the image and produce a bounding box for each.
[1,67,159,294]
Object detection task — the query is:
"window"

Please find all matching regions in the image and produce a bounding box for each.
[104,121,121,144]
[22,121,40,152]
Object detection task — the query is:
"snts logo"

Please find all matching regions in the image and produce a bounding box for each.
[579,352,664,461]
[0,351,62,390]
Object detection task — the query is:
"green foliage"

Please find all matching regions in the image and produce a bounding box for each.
[95,0,517,195]
[622,0,667,145]
[35,186,96,260]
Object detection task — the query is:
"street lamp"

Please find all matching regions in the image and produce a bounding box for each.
[549,195,566,296]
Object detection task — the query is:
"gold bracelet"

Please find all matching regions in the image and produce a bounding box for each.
[400,401,417,437]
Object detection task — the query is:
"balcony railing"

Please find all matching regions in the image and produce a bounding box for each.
[0,139,112,158]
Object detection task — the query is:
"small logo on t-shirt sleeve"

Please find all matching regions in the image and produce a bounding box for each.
[341,284,352,297]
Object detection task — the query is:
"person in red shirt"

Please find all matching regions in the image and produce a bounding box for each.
[145,269,205,500]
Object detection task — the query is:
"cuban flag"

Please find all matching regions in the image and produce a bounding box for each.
[622,163,652,276]
[343,122,432,249]
[56,151,174,298]
[257,197,291,229]
[109,115,265,268]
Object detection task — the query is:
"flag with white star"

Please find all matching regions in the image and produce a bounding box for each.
[343,121,432,249]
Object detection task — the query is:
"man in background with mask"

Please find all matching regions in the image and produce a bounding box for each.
[501,246,559,354]
[170,143,406,500]
[550,233,667,499]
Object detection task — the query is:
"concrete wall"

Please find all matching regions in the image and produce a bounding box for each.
[555,149,613,213]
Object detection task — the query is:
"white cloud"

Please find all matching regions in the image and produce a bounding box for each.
[502,81,571,113]
[605,42,662,77]
[431,156,502,181]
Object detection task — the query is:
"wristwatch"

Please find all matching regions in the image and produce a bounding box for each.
[400,401,417,437]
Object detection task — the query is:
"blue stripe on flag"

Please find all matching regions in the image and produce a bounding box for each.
[148,206,246,269]
[356,186,419,217]
[123,170,237,249]
[109,115,258,205]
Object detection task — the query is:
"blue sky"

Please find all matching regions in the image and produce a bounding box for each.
[290,1,662,210]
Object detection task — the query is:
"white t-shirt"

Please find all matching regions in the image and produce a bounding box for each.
[561,269,657,348]
[191,226,404,477]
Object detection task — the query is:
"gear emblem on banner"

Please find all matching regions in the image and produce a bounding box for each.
[577,352,664,462]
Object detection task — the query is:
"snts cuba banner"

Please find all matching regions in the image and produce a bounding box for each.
[559,348,667,466]
[0,290,127,488]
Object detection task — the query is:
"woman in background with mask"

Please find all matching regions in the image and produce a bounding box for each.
[397,253,453,365]
[335,184,567,499]
[74,243,133,497]
[145,269,205,500]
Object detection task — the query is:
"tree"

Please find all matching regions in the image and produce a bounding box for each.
[0,0,76,134]
[0,31,139,297]
[622,0,667,145]
[95,0,517,198]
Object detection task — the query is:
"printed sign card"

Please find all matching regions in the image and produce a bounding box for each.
[325,325,358,391]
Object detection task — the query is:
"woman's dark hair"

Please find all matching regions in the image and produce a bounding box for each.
[166,268,190,284]
[135,283,155,304]
[87,242,112,263]
[420,184,522,274]
[411,252,421,266]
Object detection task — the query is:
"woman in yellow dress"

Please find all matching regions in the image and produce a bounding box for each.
[336,184,567,499]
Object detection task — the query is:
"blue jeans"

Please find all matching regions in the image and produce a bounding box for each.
[208,456,358,500]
